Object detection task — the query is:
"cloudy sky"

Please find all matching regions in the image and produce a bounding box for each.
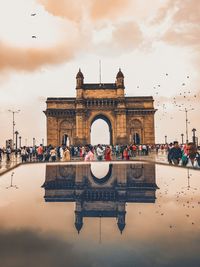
[0,0,199,146]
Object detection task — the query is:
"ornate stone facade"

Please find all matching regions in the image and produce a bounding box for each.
[44,69,156,146]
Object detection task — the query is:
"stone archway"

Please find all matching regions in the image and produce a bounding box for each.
[59,120,73,146]
[90,163,113,184]
[133,133,140,145]
[45,69,156,146]
[90,113,113,145]
[129,119,143,144]
[62,134,70,146]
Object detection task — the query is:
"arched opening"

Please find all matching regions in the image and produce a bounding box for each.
[133,133,140,145]
[60,120,72,146]
[90,162,112,184]
[90,115,112,145]
[62,134,70,146]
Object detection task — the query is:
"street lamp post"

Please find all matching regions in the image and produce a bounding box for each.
[8,109,20,149]
[179,108,194,144]
[15,131,19,151]
[181,133,184,145]
[165,135,167,144]
[192,128,196,145]
[19,136,22,148]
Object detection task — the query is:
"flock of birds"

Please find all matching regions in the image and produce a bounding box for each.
[137,170,200,230]
[31,13,37,39]
[136,72,199,126]
[135,69,199,132]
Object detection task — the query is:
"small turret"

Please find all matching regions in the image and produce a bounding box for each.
[117,211,126,234]
[116,68,125,97]
[76,68,84,88]
[117,201,126,234]
[75,211,83,234]
[116,68,124,79]
[76,68,84,98]
[116,68,124,88]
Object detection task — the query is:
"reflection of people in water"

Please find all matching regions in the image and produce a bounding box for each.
[105,146,112,161]
[63,146,71,161]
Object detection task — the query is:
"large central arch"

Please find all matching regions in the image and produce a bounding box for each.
[90,114,113,145]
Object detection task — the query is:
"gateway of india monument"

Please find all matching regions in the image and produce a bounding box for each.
[44,69,156,146]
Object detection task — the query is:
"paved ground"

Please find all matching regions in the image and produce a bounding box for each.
[0,151,197,176]
[0,155,21,176]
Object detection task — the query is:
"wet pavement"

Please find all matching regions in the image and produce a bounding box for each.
[0,154,21,176]
[0,162,200,267]
[0,151,198,176]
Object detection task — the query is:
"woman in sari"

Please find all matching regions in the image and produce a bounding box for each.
[63,146,71,161]
[123,146,129,160]
[105,146,112,161]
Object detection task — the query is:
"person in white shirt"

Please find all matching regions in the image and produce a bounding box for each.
[96,144,104,160]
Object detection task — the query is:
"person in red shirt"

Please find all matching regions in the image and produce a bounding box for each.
[37,144,43,161]
[105,146,112,161]
[123,146,129,160]
[132,144,137,157]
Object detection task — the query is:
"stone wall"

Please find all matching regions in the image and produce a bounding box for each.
[83,89,118,99]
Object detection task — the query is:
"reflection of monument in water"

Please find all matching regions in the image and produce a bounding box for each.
[42,163,158,233]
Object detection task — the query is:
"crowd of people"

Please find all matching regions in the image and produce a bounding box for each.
[0,145,71,163]
[0,143,153,163]
[167,141,200,168]
[0,142,199,168]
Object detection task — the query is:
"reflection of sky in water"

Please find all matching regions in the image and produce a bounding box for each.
[0,163,200,267]
[90,162,110,179]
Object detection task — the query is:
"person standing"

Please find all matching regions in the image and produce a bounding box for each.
[29,147,33,161]
[0,147,2,161]
[120,145,124,159]
[123,146,129,160]
[186,142,199,167]
[138,144,142,156]
[132,144,137,157]
[21,146,28,163]
[37,144,43,162]
[63,147,71,161]
[59,146,64,160]
[105,146,112,161]
[84,146,94,161]
[96,144,104,160]
[6,146,11,161]
[168,141,182,165]
[115,144,120,159]
[50,147,57,162]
